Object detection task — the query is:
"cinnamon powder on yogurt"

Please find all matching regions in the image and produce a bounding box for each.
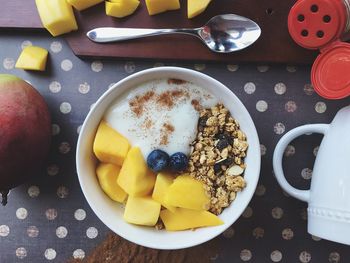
[105,78,219,158]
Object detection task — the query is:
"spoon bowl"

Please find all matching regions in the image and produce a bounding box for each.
[198,14,261,53]
[87,14,261,53]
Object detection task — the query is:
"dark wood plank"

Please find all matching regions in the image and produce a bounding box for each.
[0,0,43,29]
[65,0,317,63]
[0,0,317,63]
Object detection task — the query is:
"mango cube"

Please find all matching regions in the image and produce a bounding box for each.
[117,147,156,196]
[67,0,104,11]
[187,0,211,19]
[145,0,180,15]
[15,46,48,71]
[106,0,140,18]
[96,163,127,203]
[93,121,130,166]
[152,173,176,212]
[160,208,223,231]
[124,196,161,226]
[165,174,210,210]
[35,0,78,36]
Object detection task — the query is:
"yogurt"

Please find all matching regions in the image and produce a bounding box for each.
[104,78,218,159]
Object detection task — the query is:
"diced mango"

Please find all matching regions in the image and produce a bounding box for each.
[124,196,161,226]
[117,147,156,196]
[145,0,180,15]
[67,0,104,11]
[96,163,127,203]
[165,174,210,210]
[106,0,140,18]
[93,121,130,166]
[140,169,157,196]
[187,0,211,19]
[160,208,223,231]
[152,173,176,212]
[35,0,78,37]
[15,46,48,71]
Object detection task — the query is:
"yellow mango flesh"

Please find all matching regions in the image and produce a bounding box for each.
[187,0,211,19]
[93,121,130,166]
[106,0,140,18]
[15,46,48,71]
[35,0,78,36]
[152,173,176,212]
[124,196,161,226]
[160,208,223,231]
[117,147,156,196]
[96,163,127,203]
[67,0,104,11]
[145,0,180,15]
[165,174,210,210]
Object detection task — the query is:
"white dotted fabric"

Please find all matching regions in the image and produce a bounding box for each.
[0,34,349,262]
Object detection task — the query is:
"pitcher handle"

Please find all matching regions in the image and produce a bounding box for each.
[273,124,329,202]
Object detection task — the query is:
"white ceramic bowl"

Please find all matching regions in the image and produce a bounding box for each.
[76,67,260,250]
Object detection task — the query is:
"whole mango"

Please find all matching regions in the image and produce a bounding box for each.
[0,74,51,205]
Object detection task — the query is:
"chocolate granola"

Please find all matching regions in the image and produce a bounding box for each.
[187,104,248,215]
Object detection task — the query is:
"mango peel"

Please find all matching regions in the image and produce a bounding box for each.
[0,74,51,205]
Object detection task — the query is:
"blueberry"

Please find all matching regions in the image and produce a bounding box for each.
[169,152,188,172]
[147,150,169,172]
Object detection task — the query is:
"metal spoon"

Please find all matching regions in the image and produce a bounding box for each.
[86,14,261,53]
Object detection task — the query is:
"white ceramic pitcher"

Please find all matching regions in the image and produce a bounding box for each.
[273,105,350,245]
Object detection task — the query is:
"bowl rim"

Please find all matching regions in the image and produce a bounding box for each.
[76,66,261,249]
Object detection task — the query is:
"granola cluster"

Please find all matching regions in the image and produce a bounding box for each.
[188,103,248,215]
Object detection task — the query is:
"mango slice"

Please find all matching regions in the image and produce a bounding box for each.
[124,196,161,226]
[165,174,210,210]
[160,208,223,231]
[187,0,211,19]
[93,121,130,166]
[67,0,104,11]
[35,0,78,37]
[117,147,156,196]
[152,173,176,212]
[106,0,140,18]
[15,46,48,71]
[96,163,127,203]
[145,0,180,15]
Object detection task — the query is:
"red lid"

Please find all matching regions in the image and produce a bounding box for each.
[312,42,350,99]
[288,0,347,49]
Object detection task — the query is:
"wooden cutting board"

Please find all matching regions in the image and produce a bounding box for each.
[0,0,42,29]
[0,0,317,63]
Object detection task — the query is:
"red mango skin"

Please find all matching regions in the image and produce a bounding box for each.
[0,74,51,198]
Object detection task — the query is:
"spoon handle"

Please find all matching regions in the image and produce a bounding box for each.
[87,27,199,43]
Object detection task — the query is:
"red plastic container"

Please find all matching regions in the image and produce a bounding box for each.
[288,0,350,99]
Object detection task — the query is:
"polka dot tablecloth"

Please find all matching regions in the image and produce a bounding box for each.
[0,33,349,263]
